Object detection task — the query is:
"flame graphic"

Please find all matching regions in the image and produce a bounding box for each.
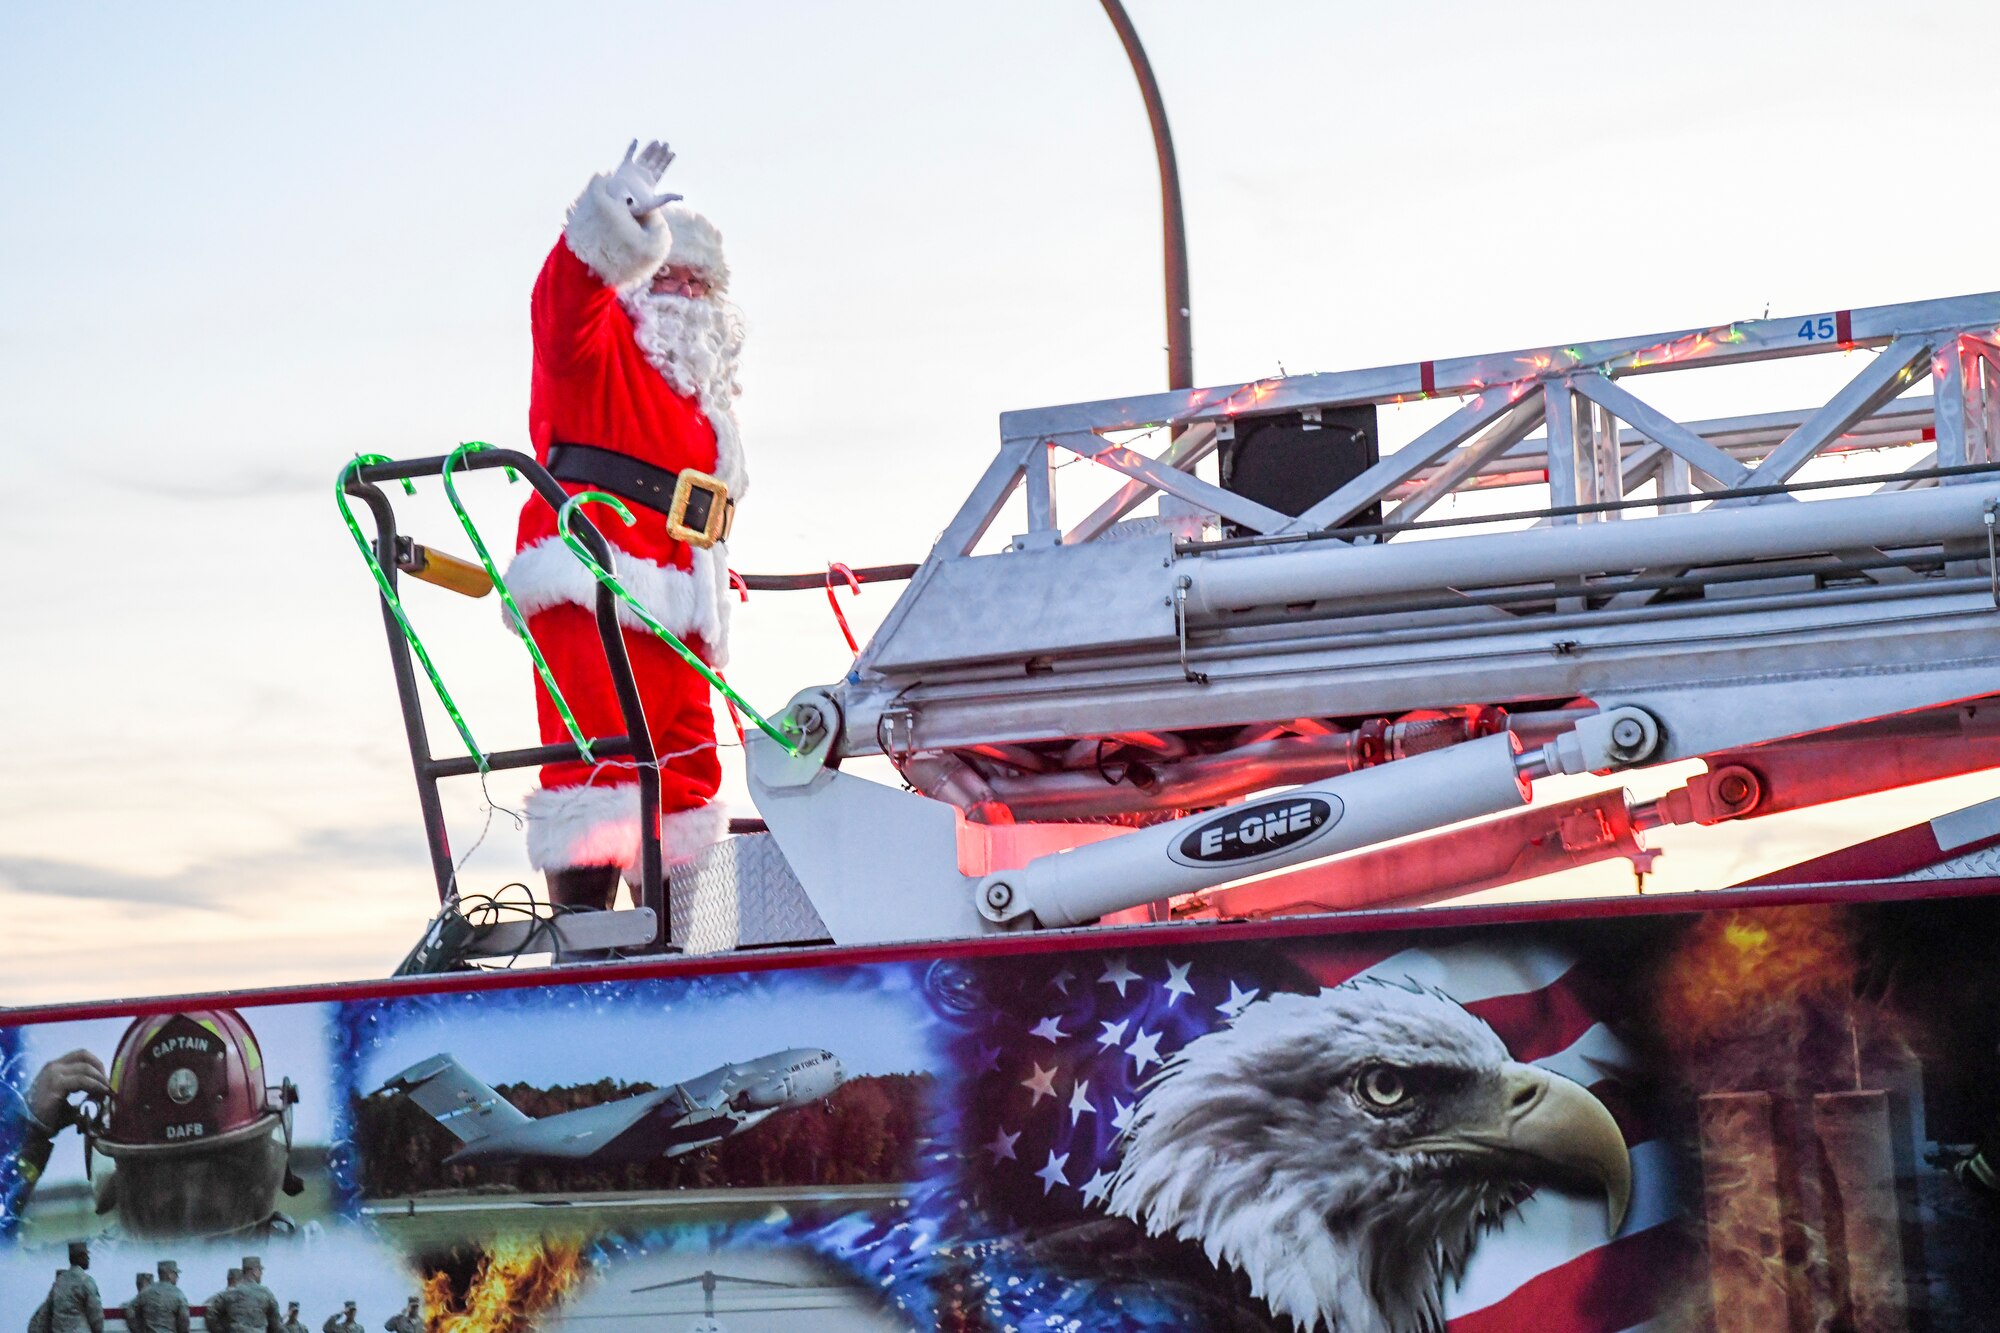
[1657,906,1857,1070]
[421,1236,587,1333]
[1654,900,1927,1081]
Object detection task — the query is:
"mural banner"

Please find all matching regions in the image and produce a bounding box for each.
[8,884,2000,1331]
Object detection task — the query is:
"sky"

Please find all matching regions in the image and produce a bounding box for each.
[352,970,937,1094]
[4,0,2000,1006]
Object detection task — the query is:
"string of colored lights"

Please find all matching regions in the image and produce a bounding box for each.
[441,440,596,763]
[335,454,487,769]
[555,490,802,756]
[1607,319,1750,373]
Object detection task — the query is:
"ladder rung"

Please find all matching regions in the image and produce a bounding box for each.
[426,736,634,779]
[462,907,658,957]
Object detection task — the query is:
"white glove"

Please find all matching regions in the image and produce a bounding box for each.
[607,138,681,220]
[564,139,680,288]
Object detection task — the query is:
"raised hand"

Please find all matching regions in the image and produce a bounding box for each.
[26,1048,110,1133]
[611,138,682,219]
[632,139,676,184]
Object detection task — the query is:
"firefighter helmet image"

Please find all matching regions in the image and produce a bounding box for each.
[91,1009,304,1239]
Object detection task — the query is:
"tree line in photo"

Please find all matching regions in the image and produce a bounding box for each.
[352,1073,933,1197]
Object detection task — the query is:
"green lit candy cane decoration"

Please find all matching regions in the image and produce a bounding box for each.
[335,455,486,769]
[556,491,802,756]
[441,441,596,763]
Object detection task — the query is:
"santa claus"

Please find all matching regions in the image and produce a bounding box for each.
[503,138,746,910]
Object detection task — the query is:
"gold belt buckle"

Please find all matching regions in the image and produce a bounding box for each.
[666,469,733,548]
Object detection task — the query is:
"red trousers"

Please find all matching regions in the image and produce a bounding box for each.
[523,603,723,872]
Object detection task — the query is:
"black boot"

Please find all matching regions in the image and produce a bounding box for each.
[546,865,621,962]
[546,864,619,912]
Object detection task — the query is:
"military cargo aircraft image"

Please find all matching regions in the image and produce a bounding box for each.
[375,1047,845,1167]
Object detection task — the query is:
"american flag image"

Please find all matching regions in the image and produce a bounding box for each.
[899,933,1686,1332]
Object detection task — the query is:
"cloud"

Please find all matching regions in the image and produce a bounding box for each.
[0,854,223,908]
[0,823,426,911]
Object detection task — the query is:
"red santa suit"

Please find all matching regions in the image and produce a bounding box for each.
[504,175,747,879]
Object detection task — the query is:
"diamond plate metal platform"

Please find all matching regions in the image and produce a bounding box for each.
[671,833,829,953]
[1894,844,2000,881]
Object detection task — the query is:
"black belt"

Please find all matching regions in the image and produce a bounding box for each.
[546,442,734,547]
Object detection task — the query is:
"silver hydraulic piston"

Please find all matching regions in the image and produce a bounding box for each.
[971,706,1660,929]
[747,688,1660,944]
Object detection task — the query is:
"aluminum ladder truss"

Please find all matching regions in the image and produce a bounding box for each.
[740,292,2000,946]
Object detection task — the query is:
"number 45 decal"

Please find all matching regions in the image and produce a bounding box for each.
[1797,315,1838,341]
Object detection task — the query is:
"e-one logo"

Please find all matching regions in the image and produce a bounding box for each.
[1169,796,1341,867]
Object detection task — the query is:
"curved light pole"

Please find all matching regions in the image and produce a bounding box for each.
[1098,0,1193,391]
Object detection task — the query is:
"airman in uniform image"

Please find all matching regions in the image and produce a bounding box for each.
[27,1271,62,1333]
[126,1260,191,1333]
[203,1269,241,1332]
[224,1256,285,1333]
[45,1242,105,1333]
[382,1299,421,1333]
[281,1303,307,1333]
[319,1301,359,1333]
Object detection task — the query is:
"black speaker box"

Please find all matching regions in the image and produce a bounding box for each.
[1217,405,1380,538]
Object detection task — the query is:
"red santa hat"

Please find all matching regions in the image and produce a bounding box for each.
[663,203,730,292]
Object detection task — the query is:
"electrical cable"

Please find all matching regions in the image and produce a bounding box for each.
[436,740,726,969]
[454,883,584,969]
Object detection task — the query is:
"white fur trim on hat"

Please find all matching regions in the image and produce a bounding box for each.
[525,783,641,872]
[502,538,731,665]
[662,203,729,292]
[564,173,673,291]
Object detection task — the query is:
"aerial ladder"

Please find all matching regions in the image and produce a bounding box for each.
[343,291,2000,960]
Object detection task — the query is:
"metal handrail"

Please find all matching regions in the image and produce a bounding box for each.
[343,449,668,950]
[1179,460,2000,554]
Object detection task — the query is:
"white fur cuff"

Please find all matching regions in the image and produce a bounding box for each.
[503,538,731,665]
[527,787,728,874]
[525,783,641,872]
[564,173,672,291]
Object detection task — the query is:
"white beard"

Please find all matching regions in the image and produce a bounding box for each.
[621,288,748,499]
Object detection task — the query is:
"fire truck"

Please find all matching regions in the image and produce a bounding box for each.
[10,293,2000,1331]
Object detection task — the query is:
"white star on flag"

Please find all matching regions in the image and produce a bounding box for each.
[983,1126,1021,1162]
[1162,959,1195,1006]
[1048,966,1077,995]
[1021,1062,1059,1104]
[977,1044,1003,1072]
[1068,1079,1095,1125]
[1218,979,1261,1018]
[1098,956,1142,996]
[1126,1027,1165,1073]
[1030,1014,1068,1043]
[1035,1149,1071,1195]
[1111,1097,1136,1135]
[1082,1169,1115,1207]
[1096,1018,1130,1050]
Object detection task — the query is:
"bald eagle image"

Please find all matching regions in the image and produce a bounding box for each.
[986,978,1633,1333]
